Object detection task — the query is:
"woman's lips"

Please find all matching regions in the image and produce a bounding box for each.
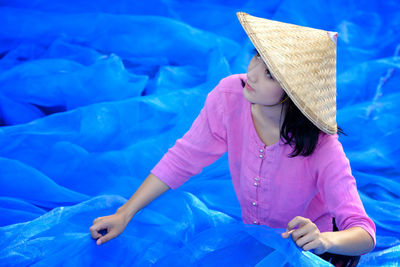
[245,82,256,92]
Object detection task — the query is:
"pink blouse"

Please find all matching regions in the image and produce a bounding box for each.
[151,73,376,250]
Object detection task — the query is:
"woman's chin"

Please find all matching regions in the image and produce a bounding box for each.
[243,94,254,104]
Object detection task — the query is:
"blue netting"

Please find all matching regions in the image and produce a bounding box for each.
[0,0,399,266]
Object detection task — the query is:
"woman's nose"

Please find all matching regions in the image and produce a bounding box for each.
[247,66,261,83]
[246,72,256,83]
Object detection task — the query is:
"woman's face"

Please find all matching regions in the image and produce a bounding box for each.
[243,50,285,105]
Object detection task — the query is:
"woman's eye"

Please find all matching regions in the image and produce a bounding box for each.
[265,69,273,80]
[253,50,273,80]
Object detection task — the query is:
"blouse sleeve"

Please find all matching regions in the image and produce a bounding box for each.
[314,134,377,252]
[150,80,228,190]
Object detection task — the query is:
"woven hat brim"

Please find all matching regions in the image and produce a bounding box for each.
[237,12,338,135]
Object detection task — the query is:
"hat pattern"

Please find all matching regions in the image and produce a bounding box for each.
[237,12,338,134]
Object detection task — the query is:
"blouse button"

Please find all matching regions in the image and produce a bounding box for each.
[253,182,258,187]
[253,220,258,224]
[252,201,257,206]
[254,177,259,181]
[259,149,264,153]
[259,154,264,158]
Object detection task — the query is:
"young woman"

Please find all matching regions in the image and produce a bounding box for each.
[90,12,376,266]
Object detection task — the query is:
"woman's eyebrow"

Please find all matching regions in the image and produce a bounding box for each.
[250,48,275,80]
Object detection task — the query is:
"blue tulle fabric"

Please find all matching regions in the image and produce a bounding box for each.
[0,1,399,266]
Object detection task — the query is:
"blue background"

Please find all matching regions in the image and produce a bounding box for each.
[0,0,399,266]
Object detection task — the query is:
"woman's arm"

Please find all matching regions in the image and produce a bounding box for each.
[322,226,375,256]
[90,173,170,245]
[314,134,377,252]
[116,173,170,221]
[282,216,374,256]
[91,78,230,245]
[118,79,229,219]
[150,79,228,190]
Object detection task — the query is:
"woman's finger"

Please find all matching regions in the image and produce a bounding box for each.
[281,229,294,238]
[291,223,314,241]
[92,218,99,225]
[89,222,106,239]
[89,224,100,239]
[97,229,116,245]
[296,232,315,248]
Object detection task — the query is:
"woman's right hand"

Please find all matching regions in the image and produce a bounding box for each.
[89,210,130,245]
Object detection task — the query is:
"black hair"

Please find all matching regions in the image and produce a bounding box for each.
[240,79,346,158]
[278,90,346,157]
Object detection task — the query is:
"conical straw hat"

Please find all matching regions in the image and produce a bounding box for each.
[237,12,338,135]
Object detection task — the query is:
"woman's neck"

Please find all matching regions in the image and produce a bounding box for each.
[252,103,286,129]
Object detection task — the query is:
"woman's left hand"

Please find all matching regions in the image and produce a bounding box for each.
[281,216,331,255]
